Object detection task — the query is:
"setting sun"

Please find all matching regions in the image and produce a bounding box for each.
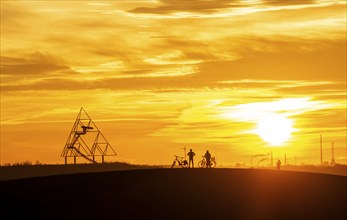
[256,114,294,146]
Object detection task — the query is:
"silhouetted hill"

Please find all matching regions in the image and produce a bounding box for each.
[0,162,161,181]
[1,169,346,220]
[267,164,347,176]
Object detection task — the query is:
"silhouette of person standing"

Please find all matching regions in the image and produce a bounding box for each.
[187,149,196,168]
[205,150,211,168]
[276,159,281,171]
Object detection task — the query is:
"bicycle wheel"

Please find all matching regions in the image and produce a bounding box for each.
[181,160,188,168]
[198,161,205,168]
[171,161,176,168]
[210,161,216,168]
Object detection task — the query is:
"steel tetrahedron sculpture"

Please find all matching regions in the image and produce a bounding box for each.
[61,108,117,164]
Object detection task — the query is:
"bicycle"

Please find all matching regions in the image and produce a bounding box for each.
[198,156,216,168]
[171,155,188,168]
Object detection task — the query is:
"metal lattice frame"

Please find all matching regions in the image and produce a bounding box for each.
[61,108,117,164]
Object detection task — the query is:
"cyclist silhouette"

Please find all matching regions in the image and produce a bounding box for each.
[187,149,196,168]
[276,159,281,171]
[205,150,211,168]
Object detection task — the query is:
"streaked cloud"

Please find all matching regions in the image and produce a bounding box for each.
[128,0,341,18]
[128,0,246,15]
[1,52,73,76]
[220,98,333,123]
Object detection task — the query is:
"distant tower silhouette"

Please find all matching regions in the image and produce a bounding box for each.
[284,154,286,166]
[61,108,117,164]
[271,151,273,166]
[182,144,187,160]
[320,135,323,165]
[330,142,336,166]
[294,155,297,165]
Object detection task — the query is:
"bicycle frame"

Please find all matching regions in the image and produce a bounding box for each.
[171,155,188,168]
[198,156,216,168]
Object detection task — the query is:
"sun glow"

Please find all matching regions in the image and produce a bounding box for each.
[256,114,294,146]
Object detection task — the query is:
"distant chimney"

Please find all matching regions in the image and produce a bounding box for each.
[331,142,335,166]
[271,151,273,166]
[320,135,323,165]
[294,155,297,165]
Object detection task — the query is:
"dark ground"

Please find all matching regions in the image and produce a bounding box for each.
[1,169,346,220]
[0,162,162,181]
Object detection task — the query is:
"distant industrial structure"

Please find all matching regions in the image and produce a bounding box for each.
[61,108,117,164]
[251,153,269,166]
[320,135,323,165]
[248,134,339,168]
[319,135,337,167]
[330,142,335,166]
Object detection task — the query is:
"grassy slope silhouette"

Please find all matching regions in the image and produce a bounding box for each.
[0,162,161,181]
[1,169,346,220]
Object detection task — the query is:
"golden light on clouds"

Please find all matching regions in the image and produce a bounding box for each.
[1,0,346,165]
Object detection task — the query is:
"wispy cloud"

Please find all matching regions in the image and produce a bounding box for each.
[220,98,333,123]
[128,0,246,15]
[127,0,340,18]
[1,52,72,76]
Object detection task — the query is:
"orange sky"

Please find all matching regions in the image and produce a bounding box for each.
[1,0,346,165]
